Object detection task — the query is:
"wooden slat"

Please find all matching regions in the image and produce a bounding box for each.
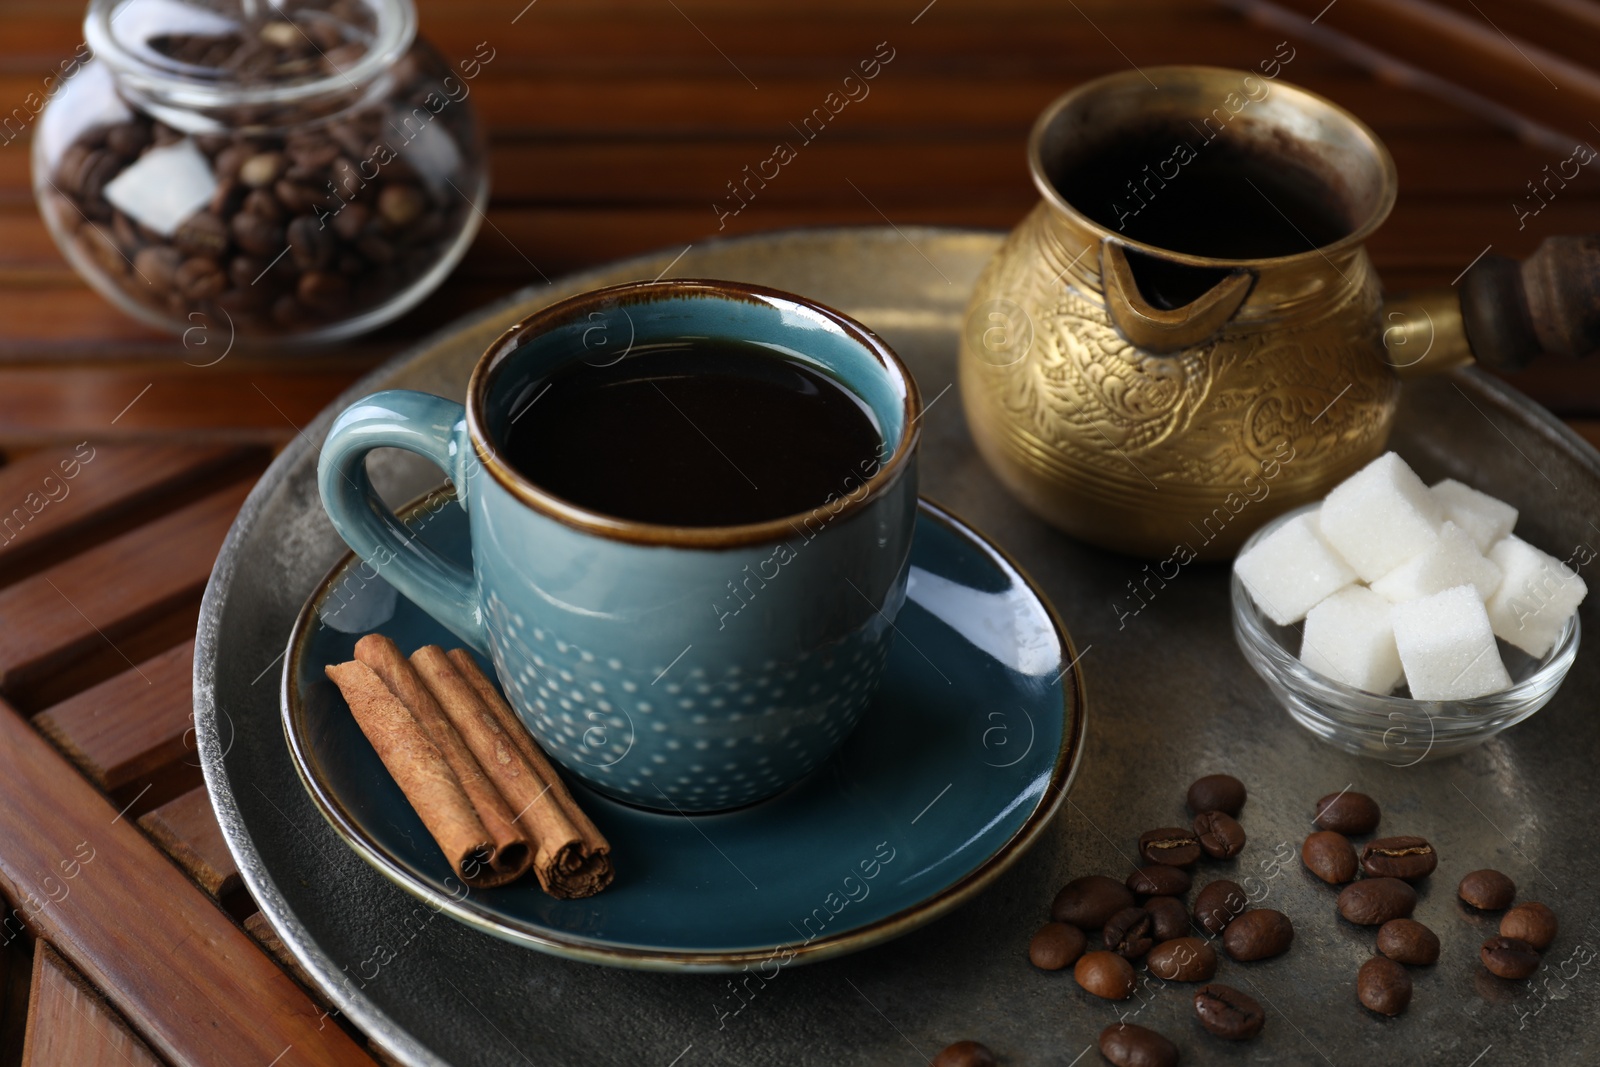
[0,479,253,712]
[35,641,197,796]
[21,943,162,1067]
[0,445,269,588]
[0,698,374,1066]
[137,788,241,903]
[1261,0,1600,141]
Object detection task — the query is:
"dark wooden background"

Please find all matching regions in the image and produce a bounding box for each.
[0,0,1596,1063]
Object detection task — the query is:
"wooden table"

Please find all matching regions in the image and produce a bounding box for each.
[0,1,1595,1062]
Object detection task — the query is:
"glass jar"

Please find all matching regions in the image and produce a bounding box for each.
[34,0,488,345]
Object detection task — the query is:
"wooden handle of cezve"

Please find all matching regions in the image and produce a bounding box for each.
[1460,234,1600,370]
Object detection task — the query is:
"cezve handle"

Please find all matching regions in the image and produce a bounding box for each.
[1461,234,1600,369]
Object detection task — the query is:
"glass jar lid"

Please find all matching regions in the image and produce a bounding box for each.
[85,0,417,110]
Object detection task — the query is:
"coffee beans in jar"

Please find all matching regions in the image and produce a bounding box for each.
[36,0,489,344]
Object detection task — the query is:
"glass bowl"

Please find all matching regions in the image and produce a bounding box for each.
[1231,505,1579,763]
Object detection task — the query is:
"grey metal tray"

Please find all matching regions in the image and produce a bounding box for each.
[197,227,1600,1067]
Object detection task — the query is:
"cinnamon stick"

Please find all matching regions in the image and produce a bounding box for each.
[353,634,532,883]
[412,646,614,899]
[323,661,514,888]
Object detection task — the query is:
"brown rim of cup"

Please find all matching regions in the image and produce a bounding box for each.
[467,278,923,549]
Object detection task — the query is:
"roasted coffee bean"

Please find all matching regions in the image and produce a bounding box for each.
[1337,878,1417,926]
[331,201,370,241]
[356,233,397,265]
[1314,791,1381,835]
[1357,955,1412,1016]
[208,177,245,219]
[1193,983,1264,1040]
[81,224,132,275]
[175,212,229,258]
[241,187,284,221]
[1360,836,1437,881]
[1377,919,1439,965]
[298,270,350,311]
[134,245,183,294]
[1481,936,1540,980]
[1193,811,1246,859]
[1144,896,1189,942]
[1193,879,1247,936]
[331,156,365,199]
[175,256,225,301]
[1098,1022,1179,1067]
[105,121,151,158]
[286,133,341,170]
[1146,937,1216,982]
[1501,902,1558,950]
[1127,865,1190,898]
[1028,922,1085,971]
[1053,875,1136,929]
[931,1040,996,1067]
[1223,908,1293,961]
[1459,869,1516,911]
[1187,773,1245,817]
[274,178,323,214]
[1075,950,1137,1000]
[240,151,287,188]
[1301,831,1358,884]
[288,215,336,271]
[1104,907,1154,960]
[215,143,254,181]
[1139,827,1201,868]
[378,183,426,227]
[231,212,284,257]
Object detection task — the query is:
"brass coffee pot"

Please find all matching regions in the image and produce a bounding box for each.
[960,66,1599,560]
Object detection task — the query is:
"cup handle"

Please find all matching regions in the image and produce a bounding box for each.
[317,389,488,653]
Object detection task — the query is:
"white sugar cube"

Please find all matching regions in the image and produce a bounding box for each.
[1392,585,1511,700]
[1431,479,1518,552]
[102,137,218,237]
[1319,453,1443,583]
[1371,521,1502,603]
[1301,586,1403,694]
[1484,535,1587,657]
[1235,510,1356,625]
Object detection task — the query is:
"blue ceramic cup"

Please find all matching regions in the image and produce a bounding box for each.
[318,280,921,812]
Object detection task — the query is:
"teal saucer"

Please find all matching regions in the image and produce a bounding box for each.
[283,496,1084,972]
